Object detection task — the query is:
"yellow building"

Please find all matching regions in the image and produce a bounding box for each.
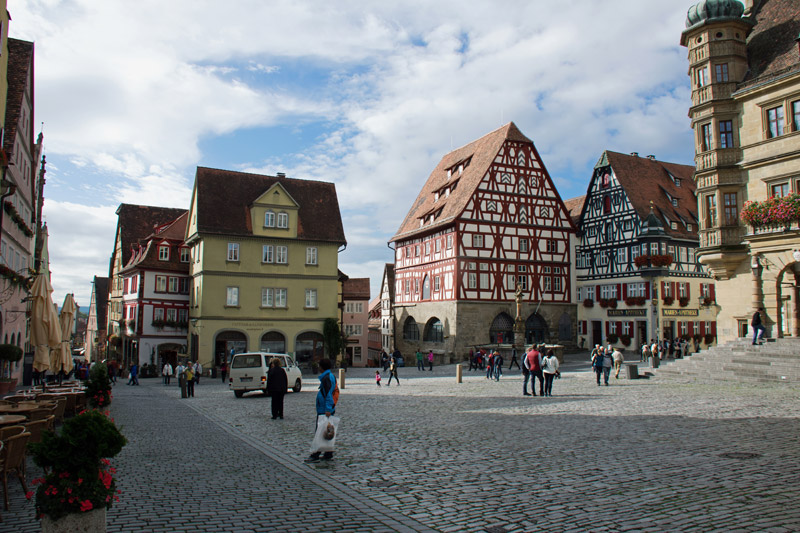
[185,168,346,371]
[681,0,800,341]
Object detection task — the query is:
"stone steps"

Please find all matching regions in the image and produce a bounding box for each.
[655,338,800,383]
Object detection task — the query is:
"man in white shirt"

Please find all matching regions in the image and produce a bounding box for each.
[193,361,203,385]
[162,361,173,386]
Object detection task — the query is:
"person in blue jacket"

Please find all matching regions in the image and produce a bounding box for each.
[305,358,337,463]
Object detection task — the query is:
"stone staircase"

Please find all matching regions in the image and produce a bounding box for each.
[655,338,800,383]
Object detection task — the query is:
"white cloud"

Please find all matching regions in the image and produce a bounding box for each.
[10,0,699,302]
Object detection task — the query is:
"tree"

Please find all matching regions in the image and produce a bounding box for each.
[323,318,344,362]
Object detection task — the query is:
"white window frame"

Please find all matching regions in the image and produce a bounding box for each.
[305,289,317,308]
[262,288,273,307]
[306,247,318,265]
[226,286,239,307]
[277,212,289,228]
[473,234,483,248]
[158,245,169,261]
[156,275,167,292]
[227,243,239,262]
[276,246,288,264]
[265,210,276,227]
[153,308,165,321]
[168,277,179,293]
[275,288,287,308]
[180,247,190,263]
[262,245,274,263]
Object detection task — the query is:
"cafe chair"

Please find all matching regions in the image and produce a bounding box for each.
[0,425,25,443]
[28,408,51,422]
[23,419,48,445]
[0,430,30,510]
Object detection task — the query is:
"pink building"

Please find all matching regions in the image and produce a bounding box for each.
[342,277,370,367]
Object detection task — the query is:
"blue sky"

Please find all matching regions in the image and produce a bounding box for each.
[10,0,707,307]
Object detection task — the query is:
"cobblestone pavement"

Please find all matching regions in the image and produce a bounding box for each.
[3,357,800,532]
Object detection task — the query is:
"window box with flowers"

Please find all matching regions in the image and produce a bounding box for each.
[702,296,715,306]
[619,334,632,347]
[606,333,619,344]
[582,298,594,308]
[740,194,800,229]
[151,319,165,330]
[663,296,675,305]
[703,333,716,345]
[0,263,31,290]
[3,200,34,237]
[634,254,673,268]
[599,298,609,308]
[29,409,127,532]
[679,296,690,307]
[625,297,647,307]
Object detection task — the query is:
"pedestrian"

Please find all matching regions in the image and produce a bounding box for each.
[127,363,139,386]
[416,349,424,371]
[220,360,228,383]
[591,345,604,386]
[525,345,544,396]
[485,351,494,379]
[468,350,478,371]
[194,360,203,385]
[305,358,337,463]
[387,357,400,386]
[267,357,288,419]
[184,363,195,397]
[163,361,174,385]
[493,351,503,381]
[109,359,118,384]
[602,347,613,386]
[542,349,559,397]
[752,307,766,345]
[427,350,434,371]
[641,343,650,363]
[521,347,531,396]
[375,370,382,387]
[508,346,520,370]
[613,348,624,379]
[381,350,389,372]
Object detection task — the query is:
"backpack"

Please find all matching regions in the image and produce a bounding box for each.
[321,373,339,407]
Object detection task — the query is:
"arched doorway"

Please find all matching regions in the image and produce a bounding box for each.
[489,313,514,344]
[776,262,800,338]
[157,343,182,368]
[525,313,548,344]
[214,330,247,367]
[295,331,324,366]
[403,317,420,341]
[423,318,443,343]
[260,331,286,353]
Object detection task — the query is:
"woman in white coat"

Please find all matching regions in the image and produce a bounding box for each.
[542,350,560,397]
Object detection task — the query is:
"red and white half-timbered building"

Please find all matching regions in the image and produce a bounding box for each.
[390,123,577,359]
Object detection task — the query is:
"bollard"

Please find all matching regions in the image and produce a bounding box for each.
[338,368,345,389]
[180,375,187,398]
[456,364,462,384]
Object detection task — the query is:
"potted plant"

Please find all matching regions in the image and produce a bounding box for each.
[85,363,112,409]
[28,410,127,532]
[0,343,23,393]
[679,296,690,307]
[582,298,594,308]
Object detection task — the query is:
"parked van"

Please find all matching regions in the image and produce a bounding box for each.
[228,352,302,398]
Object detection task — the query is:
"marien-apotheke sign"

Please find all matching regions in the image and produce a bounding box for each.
[608,309,647,317]
[662,309,699,317]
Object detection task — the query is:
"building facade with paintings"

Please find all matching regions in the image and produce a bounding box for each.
[574,151,717,351]
[185,168,345,371]
[681,0,800,341]
[390,122,577,360]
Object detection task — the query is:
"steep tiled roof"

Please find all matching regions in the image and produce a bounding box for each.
[563,196,585,226]
[193,167,346,244]
[4,38,33,156]
[738,0,800,91]
[111,204,187,276]
[120,211,189,274]
[391,122,533,242]
[604,151,697,239]
[343,277,370,300]
[93,276,109,329]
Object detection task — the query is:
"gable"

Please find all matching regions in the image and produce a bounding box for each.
[251,182,300,239]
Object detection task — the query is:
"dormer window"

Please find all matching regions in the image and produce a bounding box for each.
[277,212,289,228]
[674,177,681,187]
[672,198,678,207]
[434,192,439,202]
[179,247,189,262]
[158,245,169,261]
[265,211,276,227]
[447,169,452,179]
[671,222,678,230]
[601,172,610,188]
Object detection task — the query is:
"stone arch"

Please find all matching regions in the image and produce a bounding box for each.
[525,313,548,344]
[489,312,514,344]
[260,331,287,353]
[774,257,800,338]
[214,330,248,363]
[403,317,420,341]
[423,317,443,343]
[295,330,324,365]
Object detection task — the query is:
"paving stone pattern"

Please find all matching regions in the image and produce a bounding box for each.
[3,358,800,532]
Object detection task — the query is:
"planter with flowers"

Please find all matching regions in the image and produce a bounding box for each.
[85,363,112,409]
[28,409,126,532]
[0,343,22,393]
[741,194,800,229]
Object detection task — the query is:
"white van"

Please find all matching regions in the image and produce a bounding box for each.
[228,352,302,398]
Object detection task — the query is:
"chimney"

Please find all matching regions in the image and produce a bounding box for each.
[646,155,656,160]
[630,152,639,157]
[276,172,286,178]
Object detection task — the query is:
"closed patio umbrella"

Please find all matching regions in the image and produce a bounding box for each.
[30,274,62,373]
[56,293,77,375]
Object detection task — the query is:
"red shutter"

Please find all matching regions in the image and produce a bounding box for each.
[617,321,622,335]
[605,322,610,335]
[686,283,691,299]
[710,284,715,301]
[616,284,622,300]
[671,282,677,298]
[645,282,651,299]
[711,322,717,335]
[629,321,634,335]
[622,283,628,300]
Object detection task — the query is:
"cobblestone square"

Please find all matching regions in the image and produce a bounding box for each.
[4,360,800,532]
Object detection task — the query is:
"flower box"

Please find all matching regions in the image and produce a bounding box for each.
[741,194,800,228]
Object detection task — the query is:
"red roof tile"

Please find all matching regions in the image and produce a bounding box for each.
[193,167,346,244]
[111,204,187,277]
[391,122,533,242]
[343,277,370,300]
[4,39,33,157]
[738,0,800,91]
[120,211,189,274]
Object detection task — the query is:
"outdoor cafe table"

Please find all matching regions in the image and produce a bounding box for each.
[0,404,38,416]
[0,414,26,426]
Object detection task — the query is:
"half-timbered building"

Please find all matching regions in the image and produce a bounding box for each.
[390,122,577,359]
[574,151,718,350]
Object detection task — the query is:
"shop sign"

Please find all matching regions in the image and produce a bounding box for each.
[608,309,647,317]
[662,309,698,317]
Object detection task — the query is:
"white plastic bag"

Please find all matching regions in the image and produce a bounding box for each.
[310,414,340,453]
